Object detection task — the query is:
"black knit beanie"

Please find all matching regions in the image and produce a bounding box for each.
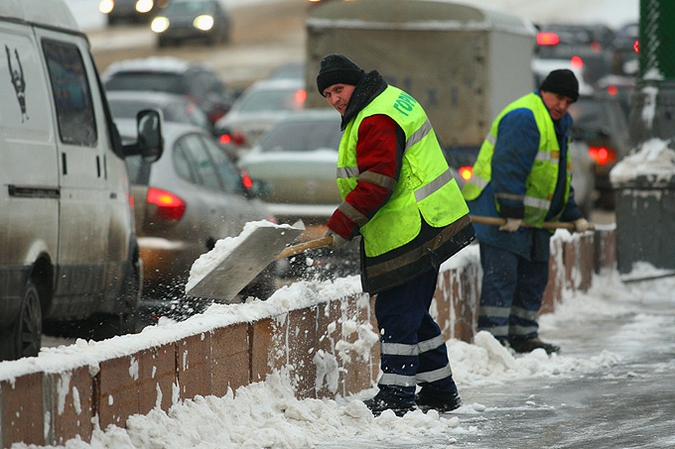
[540,69,579,102]
[316,54,364,94]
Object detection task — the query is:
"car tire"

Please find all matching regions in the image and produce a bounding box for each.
[0,278,42,361]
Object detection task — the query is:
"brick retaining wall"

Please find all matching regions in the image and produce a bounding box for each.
[0,227,616,447]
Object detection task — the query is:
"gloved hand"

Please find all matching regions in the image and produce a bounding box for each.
[573,218,590,233]
[325,229,348,250]
[499,218,523,233]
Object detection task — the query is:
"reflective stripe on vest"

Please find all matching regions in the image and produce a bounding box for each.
[461,92,570,226]
[337,86,469,257]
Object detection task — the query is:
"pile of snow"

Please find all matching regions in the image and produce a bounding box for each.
[611,137,675,184]
[13,259,671,449]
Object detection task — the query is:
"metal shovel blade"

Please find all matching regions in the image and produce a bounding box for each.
[186,224,304,303]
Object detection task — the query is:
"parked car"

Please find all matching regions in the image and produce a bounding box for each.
[568,91,630,210]
[116,120,279,318]
[214,78,307,159]
[151,0,231,48]
[107,90,212,133]
[99,0,168,26]
[237,109,358,277]
[0,0,162,360]
[102,56,234,125]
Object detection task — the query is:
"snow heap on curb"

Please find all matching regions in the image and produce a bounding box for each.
[14,264,673,449]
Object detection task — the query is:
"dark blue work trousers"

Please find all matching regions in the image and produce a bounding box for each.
[374,267,457,403]
[477,242,549,343]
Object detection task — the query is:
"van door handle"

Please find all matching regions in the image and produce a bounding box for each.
[110,192,117,199]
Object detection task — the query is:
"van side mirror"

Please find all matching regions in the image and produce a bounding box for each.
[123,109,163,162]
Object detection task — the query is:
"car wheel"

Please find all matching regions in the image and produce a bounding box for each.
[0,279,42,361]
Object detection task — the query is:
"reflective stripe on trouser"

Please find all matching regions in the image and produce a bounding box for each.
[374,268,458,402]
[477,243,549,341]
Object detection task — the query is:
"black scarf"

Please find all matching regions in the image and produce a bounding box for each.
[340,70,388,131]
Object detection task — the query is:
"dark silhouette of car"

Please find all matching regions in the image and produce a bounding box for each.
[102,56,234,125]
[107,90,213,133]
[99,0,169,26]
[150,0,231,47]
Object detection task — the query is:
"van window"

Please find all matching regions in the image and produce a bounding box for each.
[42,39,97,147]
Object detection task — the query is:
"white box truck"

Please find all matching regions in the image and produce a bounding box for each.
[304,0,537,169]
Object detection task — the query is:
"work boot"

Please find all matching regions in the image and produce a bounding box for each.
[416,389,462,413]
[510,337,560,354]
[363,394,416,417]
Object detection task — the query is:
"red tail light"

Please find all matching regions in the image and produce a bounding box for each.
[219,133,232,145]
[537,32,560,46]
[458,166,473,181]
[570,55,584,69]
[607,85,619,96]
[588,146,617,166]
[295,89,307,106]
[219,130,246,147]
[633,39,639,53]
[240,168,254,190]
[147,187,186,221]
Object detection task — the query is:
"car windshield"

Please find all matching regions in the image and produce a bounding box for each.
[259,119,341,153]
[238,88,306,113]
[105,73,184,95]
[163,0,211,15]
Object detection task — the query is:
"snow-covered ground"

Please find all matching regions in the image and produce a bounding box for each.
[12,255,675,449]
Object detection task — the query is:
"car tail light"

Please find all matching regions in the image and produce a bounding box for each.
[536,32,560,46]
[147,187,186,221]
[219,130,246,147]
[606,85,619,96]
[633,40,639,53]
[240,168,254,190]
[588,146,617,166]
[295,89,307,106]
[458,166,473,181]
[570,55,584,69]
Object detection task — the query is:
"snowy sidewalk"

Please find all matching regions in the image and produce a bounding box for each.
[18,266,675,449]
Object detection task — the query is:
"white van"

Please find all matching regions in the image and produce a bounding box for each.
[0,0,162,360]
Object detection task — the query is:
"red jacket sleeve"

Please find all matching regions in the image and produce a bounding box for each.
[327,114,403,239]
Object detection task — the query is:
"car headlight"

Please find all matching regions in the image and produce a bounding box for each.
[194,15,214,31]
[99,0,114,14]
[151,16,170,33]
[136,0,154,14]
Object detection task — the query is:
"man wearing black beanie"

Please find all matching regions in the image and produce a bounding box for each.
[462,69,590,355]
[317,53,476,417]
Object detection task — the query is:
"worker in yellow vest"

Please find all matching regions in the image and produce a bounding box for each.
[462,69,590,354]
[317,54,475,417]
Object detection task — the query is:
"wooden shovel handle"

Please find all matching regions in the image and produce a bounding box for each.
[469,215,595,231]
[275,236,334,260]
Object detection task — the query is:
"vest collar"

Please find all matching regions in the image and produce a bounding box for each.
[341,70,387,130]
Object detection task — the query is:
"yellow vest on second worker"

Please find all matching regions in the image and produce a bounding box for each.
[338,86,469,257]
[462,92,571,226]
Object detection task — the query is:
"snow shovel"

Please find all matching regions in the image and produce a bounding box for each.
[469,215,596,231]
[185,223,333,303]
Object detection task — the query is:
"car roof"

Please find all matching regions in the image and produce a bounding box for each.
[267,108,340,124]
[115,117,208,146]
[245,77,305,92]
[102,57,210,79]
[106,89,195,104]
[1,0,80,33]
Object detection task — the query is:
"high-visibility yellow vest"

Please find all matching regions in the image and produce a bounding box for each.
[338,86,469,257]
[461,92,571,226]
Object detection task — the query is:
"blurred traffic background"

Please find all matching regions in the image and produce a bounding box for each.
[60,0,638,328]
